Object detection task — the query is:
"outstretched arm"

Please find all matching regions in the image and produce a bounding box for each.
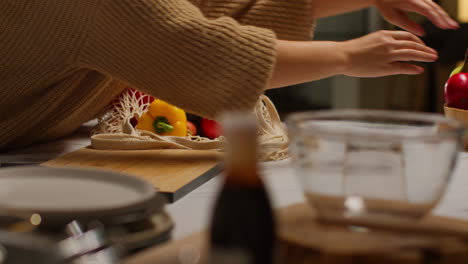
[313,0,372,18]
[372,0,458,36]
[313,0,458,36]
[267,30,438,89]
[191,0,315,41]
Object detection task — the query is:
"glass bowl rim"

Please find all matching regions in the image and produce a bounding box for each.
[286,109,465,140]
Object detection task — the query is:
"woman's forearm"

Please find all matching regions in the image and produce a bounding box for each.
[267,31,438,89]
[266,40,347,89]
[313,0,373,18]
[313,0,458,36]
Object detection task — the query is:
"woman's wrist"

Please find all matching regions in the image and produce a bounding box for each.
[334,42,352,76]
[266,40,348,89]
[313,0,374,18]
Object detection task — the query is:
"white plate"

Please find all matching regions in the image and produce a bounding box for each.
[0,166,160,227]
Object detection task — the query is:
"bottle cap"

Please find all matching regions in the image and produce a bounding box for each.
[218,111,257,138]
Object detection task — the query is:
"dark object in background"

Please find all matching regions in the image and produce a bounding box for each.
[419,0,468,65]
[421,21,468,112]
[209,113,276,264]
[422,22,468,66]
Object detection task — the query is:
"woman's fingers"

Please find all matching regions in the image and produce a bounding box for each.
[391,49,438,62]
[406,1,446,29]
[387,31,438,61]
[375,0,459,35]
[385,9,426,36]
[390,30,425,44]
[413,0,458,28]
[393,40,437,55]
[341,30,437,78]
[389,62,424,75]
[422,0,458,28]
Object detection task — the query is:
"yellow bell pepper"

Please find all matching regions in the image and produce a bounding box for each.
[136,99,187,137]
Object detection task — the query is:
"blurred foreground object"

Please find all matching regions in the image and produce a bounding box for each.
[286,110,463,225]
[208,112,276,264]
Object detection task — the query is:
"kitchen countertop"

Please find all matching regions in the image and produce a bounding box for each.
[3,124,468,260]
[163,152,468,238]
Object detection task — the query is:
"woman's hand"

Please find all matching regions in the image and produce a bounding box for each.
[267,30,438,89]
[372,0,459,36]
[341,30,438,77]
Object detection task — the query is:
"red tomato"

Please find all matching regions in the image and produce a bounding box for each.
[201,118,222,139]
[445,73,468,110]
[186,121,197,136]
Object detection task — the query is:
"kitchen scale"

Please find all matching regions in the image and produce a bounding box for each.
[0,166,174,263]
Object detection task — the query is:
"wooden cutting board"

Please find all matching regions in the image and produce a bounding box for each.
[41,147,223,202]
[278,203,468,263]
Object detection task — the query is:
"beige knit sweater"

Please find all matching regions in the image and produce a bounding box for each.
[0,0,315,150]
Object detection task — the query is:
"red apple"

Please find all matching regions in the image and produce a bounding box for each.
[444,73,468,110]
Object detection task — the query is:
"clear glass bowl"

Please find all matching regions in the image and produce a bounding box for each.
[286,110,464,224]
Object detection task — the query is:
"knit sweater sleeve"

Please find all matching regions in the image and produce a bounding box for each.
[190,0,315,41]
[78,0,277,119]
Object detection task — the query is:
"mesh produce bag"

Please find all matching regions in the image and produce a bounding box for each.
[91,89,290,161]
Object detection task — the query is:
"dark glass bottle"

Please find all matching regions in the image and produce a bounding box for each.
[209,112,276,264]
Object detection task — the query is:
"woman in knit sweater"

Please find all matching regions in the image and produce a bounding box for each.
[0,0,458,150]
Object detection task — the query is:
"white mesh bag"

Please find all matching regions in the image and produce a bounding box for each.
[91,89,290,161]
